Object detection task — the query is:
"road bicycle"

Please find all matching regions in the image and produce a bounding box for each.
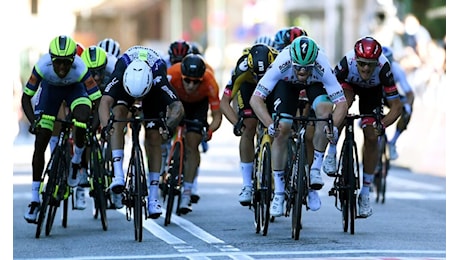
[328,108,383,235]
[84,115,112,231]
[251,120,274,236]
[278,112,334,240]
[373,131,390,204]
[162,119,206,226]
[34,114,73,239]
[106,105,167,242]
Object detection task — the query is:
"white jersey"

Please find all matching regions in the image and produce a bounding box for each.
[122,45,164,68]
[254,47,346,104]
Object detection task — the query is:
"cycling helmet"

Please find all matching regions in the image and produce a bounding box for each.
[81,46,107,70]
[290,36,318,66]
[97,38,121,57]
[189,42,203,55]
[76,43,85,57]
[274,27,289,50]
[181,54,206,79]
[247,44,276,76]
[123,60,153,98]
[254,35,274,48]
[168,40,192,64]
[49,35,77,60]
[283,26,308,45]
[354,36,382,60]
[382,46,393,63]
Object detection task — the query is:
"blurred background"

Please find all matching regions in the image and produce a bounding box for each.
[11,0,446,176]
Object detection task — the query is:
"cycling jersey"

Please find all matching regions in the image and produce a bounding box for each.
[167,63,220,111]
[334,50,399,101]
[253,47,346,105]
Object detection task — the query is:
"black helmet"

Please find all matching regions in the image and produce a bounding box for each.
[247,44,276,77]
[181,54,206,78]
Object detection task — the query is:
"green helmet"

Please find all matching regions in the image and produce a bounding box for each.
[289,36,318,66]
[81,46,107,70]
[49,35,77,60]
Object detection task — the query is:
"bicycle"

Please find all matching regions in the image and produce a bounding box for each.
[373,131,390,204]
[84,116,112,231]
[278,112,334,240]
[162,119,206,226]
[34,114,74,239]
[251,120,274,236]
[328,108,383,235]
[106,105,168,242]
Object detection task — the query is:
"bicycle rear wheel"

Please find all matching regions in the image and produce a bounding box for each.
[260,143,272,236]
[35,177,54,238]
[45,199,59,236]
[252,150,261,234]
[165,144,181,226]
[291,145,306,240]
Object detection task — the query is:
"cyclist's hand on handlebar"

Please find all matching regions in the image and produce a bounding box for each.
[373,121,385,136]
[268,123,278,137]
[100,125,112,141]
[233,119,245,136]
[324,125,338,144]
[160,126,173,140]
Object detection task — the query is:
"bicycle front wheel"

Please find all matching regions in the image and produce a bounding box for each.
[291,144,306,240]
[132,148,144,242]
[165,144,181,226]
[260,142,272,236]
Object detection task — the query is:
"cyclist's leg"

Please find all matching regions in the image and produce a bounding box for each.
[108,104,129,193]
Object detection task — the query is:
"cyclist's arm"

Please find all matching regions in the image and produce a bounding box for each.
[166,100,184,130]
[220,89,239,125]
[98,95,114,128]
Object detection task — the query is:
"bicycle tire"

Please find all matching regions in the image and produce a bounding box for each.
[62,197,68,228]
[133,147,144,242]
[260,142,272,236]
[45,199,58,236]
[292,144,305,240]
[165,144,181,226]
[339,141,350,233]
[252,156,261,234]
[35,173,55,238]
[91,141,108,231]
[349,140,360,235]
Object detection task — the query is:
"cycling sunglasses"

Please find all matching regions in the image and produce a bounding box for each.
[182,77,202,84]
[292,62,314,72]
[89,67,106,77]
[356,60,378,68]
[52,58,74,66]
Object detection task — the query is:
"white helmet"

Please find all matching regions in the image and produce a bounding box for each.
[97,38,121,57]
[123,60,153,98]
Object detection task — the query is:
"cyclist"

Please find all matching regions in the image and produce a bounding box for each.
[98,45,185,219]
[167,53,222,214]
[22,35,102,223]
[323,36,402,218]
[97,38,122,74]
[167,40,192,68]
[250,36,348,217]
[220,43,278,206]
[382,46,415,160]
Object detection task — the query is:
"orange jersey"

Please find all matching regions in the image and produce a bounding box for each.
[167,63,220,111]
